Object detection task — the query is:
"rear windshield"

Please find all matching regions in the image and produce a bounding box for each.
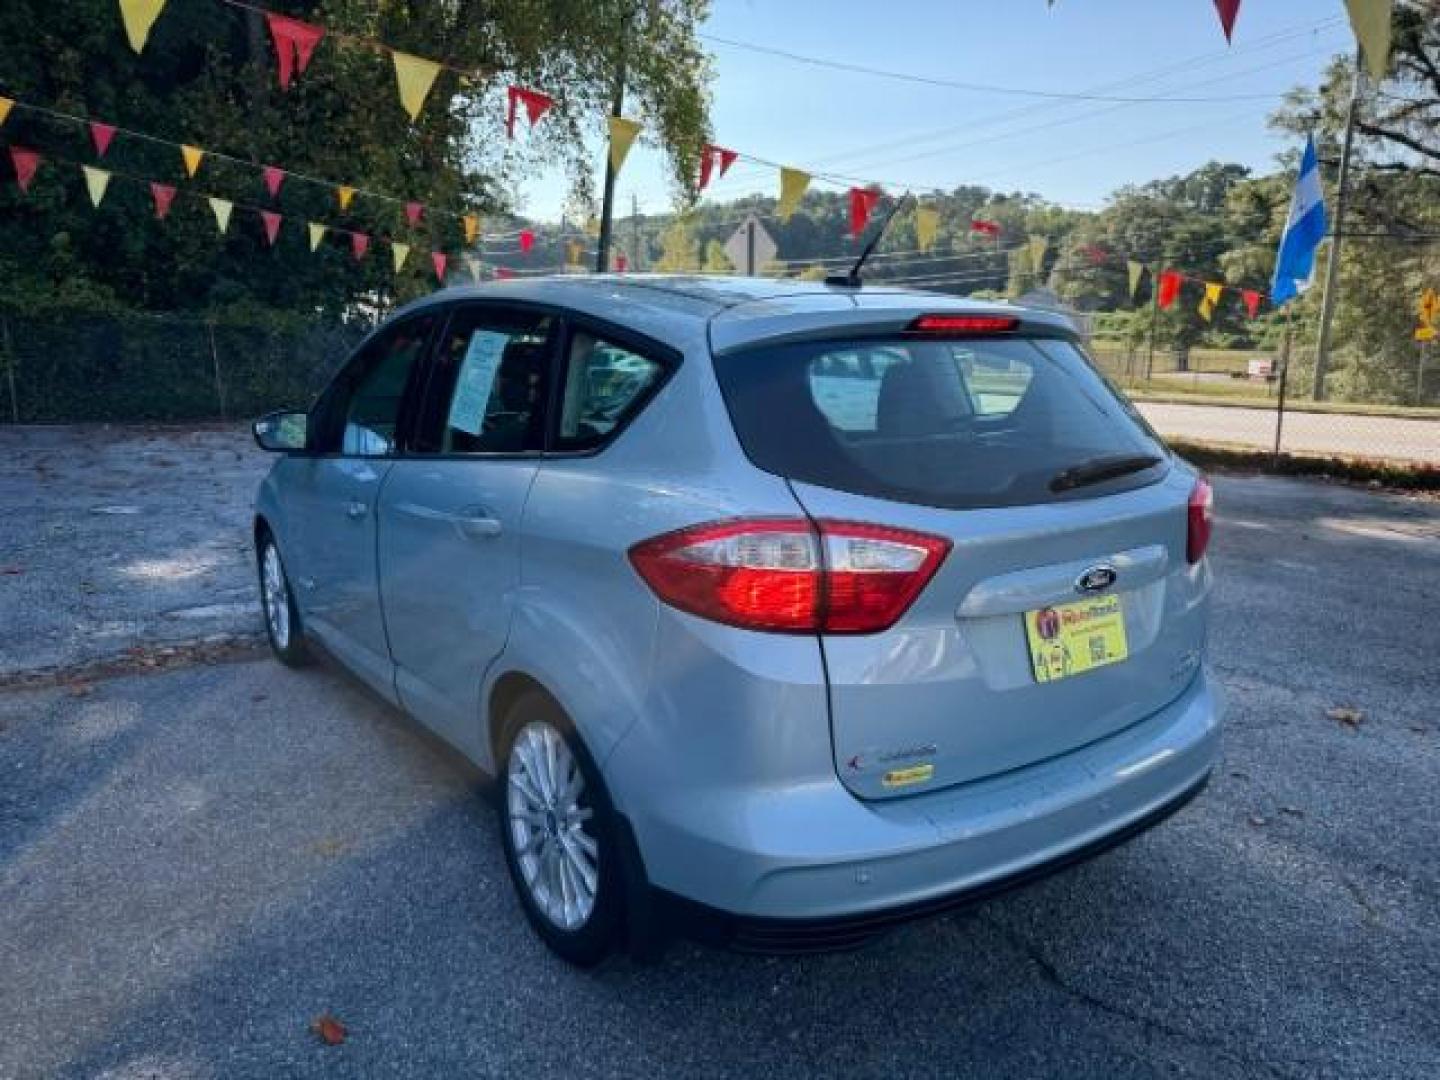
[712,335,1168,509]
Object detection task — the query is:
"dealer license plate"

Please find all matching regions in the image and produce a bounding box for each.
[1023,594,1129,683]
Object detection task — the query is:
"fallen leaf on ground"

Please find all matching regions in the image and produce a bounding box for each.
[1279,806,1305,818]
[309,1013,347,1046]
[0,566,22,575]
[1410,724,1429,734]
[251,693,268,703]
[67,684,93,698]
[1327,707,1364,729]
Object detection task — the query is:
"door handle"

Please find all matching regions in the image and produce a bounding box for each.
[457,510,502,540]
[345,499,369,520]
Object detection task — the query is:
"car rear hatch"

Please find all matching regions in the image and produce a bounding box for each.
[710,303,1212,800]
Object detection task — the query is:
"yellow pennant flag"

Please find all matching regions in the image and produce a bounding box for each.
[392,51,442,122]
[391,242,410,272]
[336,185,356,212]
[462,214,480,245]
[607,116,643,173]
[777,167,810,222]
[584,216,601,238]
[118,0,168,54]
[308,222,326,252]
[1199,282,1223,322]
[82,166,111,208]
[1345,0,1393,80]
[1127,260,1146,300]
[181,144,204,178]
[914,207,940,253]
[208,197,232,234]
[566,240,584,266]
[0,97,13,127]
[1028,235,1048,273]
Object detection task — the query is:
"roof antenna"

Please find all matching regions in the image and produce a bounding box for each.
[826,192,915,289]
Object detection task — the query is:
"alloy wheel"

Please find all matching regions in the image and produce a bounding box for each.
[506,721,600,931]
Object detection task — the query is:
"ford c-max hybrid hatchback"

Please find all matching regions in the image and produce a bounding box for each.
[252,275,1219,965]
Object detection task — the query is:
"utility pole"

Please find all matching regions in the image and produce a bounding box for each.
[1312,50,1363,401]
[631,193,642,272]
[595,9,632,274]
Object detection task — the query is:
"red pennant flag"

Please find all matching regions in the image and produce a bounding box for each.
[615,253,628,272]
[262,166,285,199]
[1157,270,1183,310]
[518,229,535,254]
[405,201,424,227]
[849,187,882,238]
[150,181,176,220]
[1082,244,1109,266]
[698,144,739,191]
[266,12,325,90]
[970,219,1001,238]
[1213,0,1241,43]
[505,85,554,139]
[9,146,40,193]
[495,267,515,280]
[1241,289,1262,319]
[350,231,370,261]
[260,210,283,247]
[431,251,447,282]
[89,122,118,157]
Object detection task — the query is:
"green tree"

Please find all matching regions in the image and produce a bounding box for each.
[0,0,712,316]
[654,215,700,271]
[702,239,731,273]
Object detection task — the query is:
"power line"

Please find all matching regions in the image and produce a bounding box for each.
[697,32,1313,104]
[756,16,1346,175]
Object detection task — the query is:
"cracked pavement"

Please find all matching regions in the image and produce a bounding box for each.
[0,427,1437,1078]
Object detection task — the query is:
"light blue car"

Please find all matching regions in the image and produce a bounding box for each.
[252,276,1219,964]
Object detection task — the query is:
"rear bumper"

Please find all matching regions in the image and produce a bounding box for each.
[662,768,1211,953]
[617,671,1220,935]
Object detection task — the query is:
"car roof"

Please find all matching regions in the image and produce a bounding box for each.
[395,274,1078,354]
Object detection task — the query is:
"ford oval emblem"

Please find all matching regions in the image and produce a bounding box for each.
[1075,564,1118,594]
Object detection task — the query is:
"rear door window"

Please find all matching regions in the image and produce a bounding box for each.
[715,335,1167,509]
[410,306,555,455]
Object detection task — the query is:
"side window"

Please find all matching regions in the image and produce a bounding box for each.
[320,315,435,456]
[411,306,554,455]
[555,331,666,452]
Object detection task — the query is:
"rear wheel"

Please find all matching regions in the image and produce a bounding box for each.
[498,692,623,966]
[257,532,310,667]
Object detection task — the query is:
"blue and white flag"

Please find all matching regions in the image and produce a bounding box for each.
[1271,135,1328,306]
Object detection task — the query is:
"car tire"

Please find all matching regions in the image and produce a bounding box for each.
[256,530,311,668]
[497,691,625,967]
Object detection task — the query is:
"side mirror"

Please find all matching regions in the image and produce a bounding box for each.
[252,409,309,453]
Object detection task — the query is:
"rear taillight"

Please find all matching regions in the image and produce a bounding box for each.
[628,518,950,634]
[1187,477,1214,563]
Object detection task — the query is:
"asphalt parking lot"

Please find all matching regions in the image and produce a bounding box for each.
[1,426,1438,1079]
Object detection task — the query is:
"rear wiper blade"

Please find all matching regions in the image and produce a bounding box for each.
[1049,453,1162,493]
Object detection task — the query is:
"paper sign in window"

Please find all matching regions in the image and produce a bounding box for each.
[448,331,510,436]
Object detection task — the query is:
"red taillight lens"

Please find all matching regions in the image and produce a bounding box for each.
[1187,477,1214,563]
[908,314,1019,334]
[628,518,950,634]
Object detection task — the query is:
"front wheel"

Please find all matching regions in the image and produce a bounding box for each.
[257,532,310,667]
[498,692,624,966]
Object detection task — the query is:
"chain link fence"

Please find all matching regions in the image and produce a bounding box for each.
[0,309,369,424]
[1089,339,1439,468]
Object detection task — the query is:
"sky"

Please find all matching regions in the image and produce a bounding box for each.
[514,0,1357,225]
